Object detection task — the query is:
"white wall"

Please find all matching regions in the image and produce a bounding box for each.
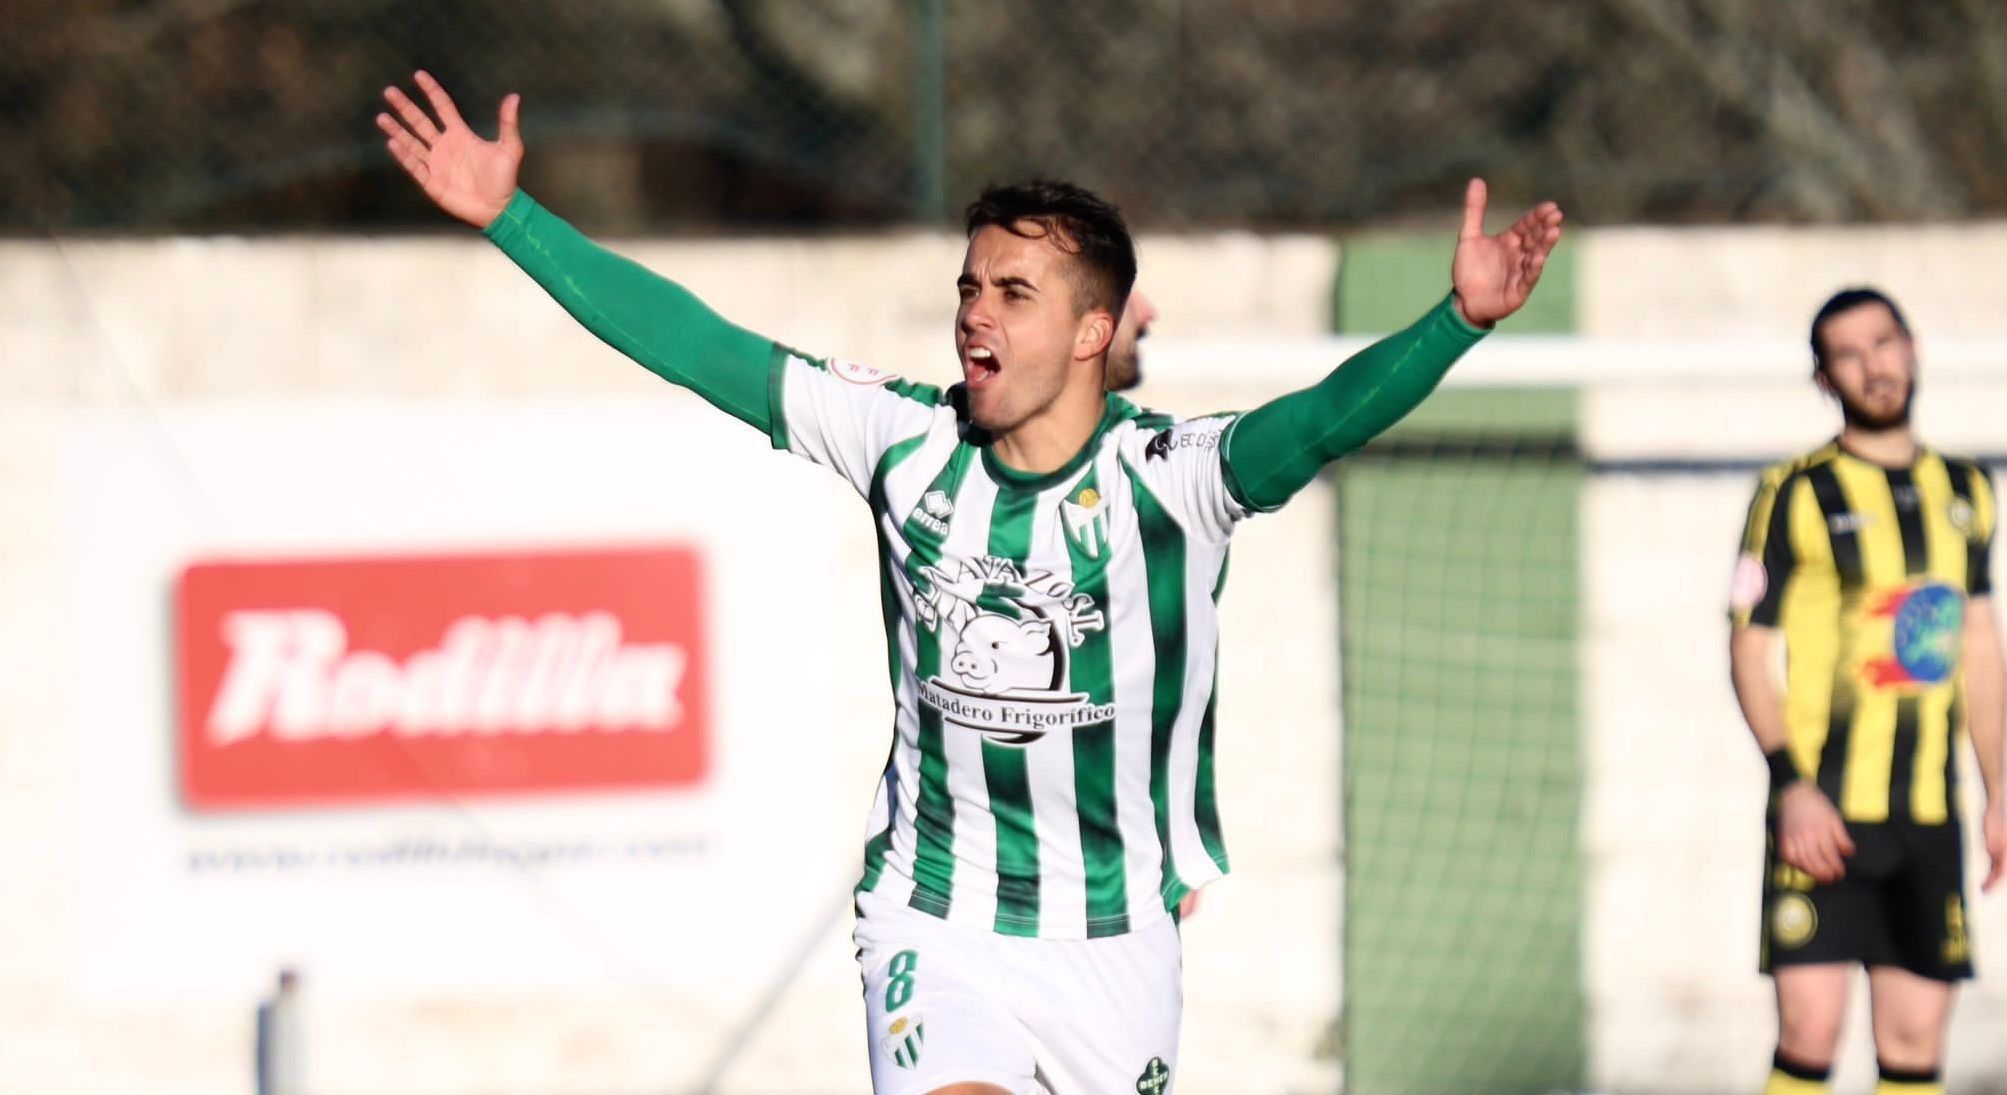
[1580,223,2007,340]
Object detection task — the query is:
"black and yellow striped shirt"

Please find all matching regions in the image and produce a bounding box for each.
[1733,442,1996,825]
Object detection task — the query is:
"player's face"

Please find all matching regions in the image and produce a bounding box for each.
[1816,302,1915,431]
[956,224,1113,433]
[1105,291,1157,393]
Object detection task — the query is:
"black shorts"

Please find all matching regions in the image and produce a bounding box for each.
[1760,819,1973,982]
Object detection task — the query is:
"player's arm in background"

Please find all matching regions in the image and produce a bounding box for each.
[1960,465,2004,891]
[1220,180,1561,511]
[374,72,775,433]
[1968,596,2003,892]
[1728,473,1855,883]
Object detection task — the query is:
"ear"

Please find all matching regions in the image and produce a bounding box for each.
[1016,618,1053,642]
[1074,309,1114,363]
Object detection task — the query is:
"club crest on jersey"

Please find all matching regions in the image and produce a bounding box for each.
[1950,497,1977,539]
[912,557,1113,745]
[1061,486,1111,559]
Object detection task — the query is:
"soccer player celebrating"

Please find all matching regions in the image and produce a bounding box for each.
[377,72,1561,1095]
[1729,288,2007,1095]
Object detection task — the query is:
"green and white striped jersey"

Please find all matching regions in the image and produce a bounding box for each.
[770,350,1249,940]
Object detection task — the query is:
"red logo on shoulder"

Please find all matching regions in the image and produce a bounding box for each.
[832,359,895,386]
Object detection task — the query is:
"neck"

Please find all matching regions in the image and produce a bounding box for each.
[1838,423,1918,468]
[990,390,1109,475]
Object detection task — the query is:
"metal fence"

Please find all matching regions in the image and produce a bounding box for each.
[9,0,2007,232]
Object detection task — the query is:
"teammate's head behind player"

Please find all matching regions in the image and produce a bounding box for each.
[1810,287,1916,432]
[957,180,1138,436]
[1106,290,1158,393]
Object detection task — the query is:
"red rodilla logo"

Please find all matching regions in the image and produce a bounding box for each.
[175,548,711,810]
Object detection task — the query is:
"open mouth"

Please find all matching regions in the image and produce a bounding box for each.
[965,346,1001,387]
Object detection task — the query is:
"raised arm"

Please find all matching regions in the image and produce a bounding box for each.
[375,72,775,431]
[1222,180,1562,510]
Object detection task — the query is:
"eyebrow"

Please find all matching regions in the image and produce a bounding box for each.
[956,273,1039,293]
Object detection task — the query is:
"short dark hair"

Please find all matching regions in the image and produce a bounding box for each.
[1810,287,1910,371]
[964,179,1136,318]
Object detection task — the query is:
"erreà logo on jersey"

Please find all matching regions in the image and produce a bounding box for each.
[911,557,1113,745]
[175,548,711,811]
[909,490,955,537]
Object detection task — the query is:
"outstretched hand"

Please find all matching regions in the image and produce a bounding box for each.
[376,71,522,230]
[1451,178,1564,328]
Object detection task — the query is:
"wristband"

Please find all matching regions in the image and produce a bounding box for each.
[1765,747,1803,795]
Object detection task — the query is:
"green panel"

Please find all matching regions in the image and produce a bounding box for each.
[1334,233,1577,335]
[1339,388,1584,1095]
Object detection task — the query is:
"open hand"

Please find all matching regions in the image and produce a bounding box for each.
[376,71,522,230]
[1451,178,1564,328]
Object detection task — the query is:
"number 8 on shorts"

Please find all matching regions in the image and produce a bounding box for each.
[884,949,918,1012]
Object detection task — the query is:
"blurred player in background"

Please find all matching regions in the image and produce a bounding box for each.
[375,71,1561,1095]
[1729,288,2006,1095]
[1105,290,1157,393]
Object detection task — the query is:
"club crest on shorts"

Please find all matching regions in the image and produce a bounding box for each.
[1136,1056,1170,1094]
[881,1013,925,1070]
[1772,892,1817,949]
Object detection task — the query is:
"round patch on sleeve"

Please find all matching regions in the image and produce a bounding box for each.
[831,358,895,386]
[1729,553,1768,612]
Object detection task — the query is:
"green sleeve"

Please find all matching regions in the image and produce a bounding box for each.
[483,189,778,432]
[1222,293,1487,511]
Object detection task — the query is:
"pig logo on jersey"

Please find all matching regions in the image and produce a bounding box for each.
[913,557,1114,745]
[951,613,1060,694]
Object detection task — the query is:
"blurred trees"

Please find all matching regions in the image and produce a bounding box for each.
[5,0,2005,231]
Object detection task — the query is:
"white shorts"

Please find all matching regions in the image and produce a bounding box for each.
[853,887,1183,1095]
